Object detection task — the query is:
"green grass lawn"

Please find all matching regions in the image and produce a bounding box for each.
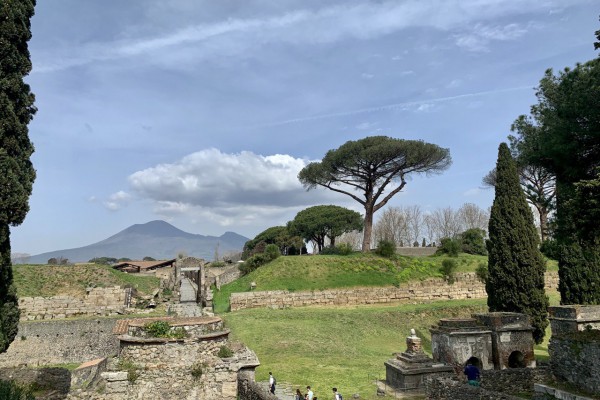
[12,264,160,297]
[224,299,489,400]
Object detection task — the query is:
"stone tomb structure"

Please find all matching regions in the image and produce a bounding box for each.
[431,312,535,371]
[385,329,453,391]
[385,313,535,394]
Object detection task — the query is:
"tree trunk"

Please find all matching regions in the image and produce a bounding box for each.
[362,205,374,252]
[539,207,548,242]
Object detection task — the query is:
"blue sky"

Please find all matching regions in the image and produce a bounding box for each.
[11,0,599,255]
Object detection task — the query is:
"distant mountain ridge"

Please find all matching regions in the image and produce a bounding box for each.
[26,220,249,264]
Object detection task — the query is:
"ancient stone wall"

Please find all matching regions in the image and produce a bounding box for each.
[425,374,526,400]
[396,247,438,256]
[230,272,559,311]
[0,319,119,367]
[18,286,127,321]
[0,366,71,397]
[208,264,242,288]
[549,331,600,396]
[238,371,278,400]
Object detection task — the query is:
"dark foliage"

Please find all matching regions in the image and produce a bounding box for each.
[440,259,458,284]
[459,228,487,256]
[375,240,396,258]
[0,0,36,353]
[435,237,460,257]
[486,143,549,344]
[0,380,34,400]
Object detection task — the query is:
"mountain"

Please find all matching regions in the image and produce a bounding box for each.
[27,220,249,264]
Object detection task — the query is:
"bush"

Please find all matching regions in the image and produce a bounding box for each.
[436,238,460,257]
[460,228,487,255]
[440,259,458,284]
[239,253,270,275]
[118,359,140,383]
[264,244,281,261]
[190,362,207,379]
[0,380,35,400]
[144,321,171,337]
[320,243,354,255]
[217,345,234,358]
[540,239,559,260]
[476,262,489,284]
[376,240,396,258]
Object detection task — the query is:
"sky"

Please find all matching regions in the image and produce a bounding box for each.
[10,0,600,256]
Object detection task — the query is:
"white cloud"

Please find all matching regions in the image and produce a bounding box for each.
[128,149,349,226]
[361,73,375,79]
[464,188,482,196]
[34,0,568,73]
[103,190,132,211]
[454,22,529,52]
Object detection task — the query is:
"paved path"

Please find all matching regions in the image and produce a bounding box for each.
[179,277,197,303]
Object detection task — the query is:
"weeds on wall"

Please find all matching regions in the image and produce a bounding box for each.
[0,380,35,400]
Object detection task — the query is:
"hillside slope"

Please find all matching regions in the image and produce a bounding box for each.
[27,220,249,263]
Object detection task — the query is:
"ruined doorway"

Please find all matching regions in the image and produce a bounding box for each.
[465,356,482,370]
[508,351,525,368]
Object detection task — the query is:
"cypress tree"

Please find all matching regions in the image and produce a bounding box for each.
[486,143,549,343]
[0,0,36,353]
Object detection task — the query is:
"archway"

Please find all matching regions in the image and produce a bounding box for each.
[508,351,525,368]
[465,356,482,370]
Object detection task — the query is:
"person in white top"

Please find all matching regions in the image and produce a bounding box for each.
[269,372,275,394]
[306,385,314,400]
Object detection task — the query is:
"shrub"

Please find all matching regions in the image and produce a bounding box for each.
[440,259,458,284]
[376,240,396,258]
[190,362,207,379]
[144,321,171,337]
[217,345,234,358]
[118,359,139,383]
[436,238,460,257]
[0,380,35,400]
[540,239,559,260]
[320,243,354,255]
[475,262,489,284]
[264,244,281,261]
[239,253,270,275]
[460,228,487,255]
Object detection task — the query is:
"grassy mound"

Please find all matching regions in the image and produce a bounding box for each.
[12,264,160,297]
[214,253,490,313]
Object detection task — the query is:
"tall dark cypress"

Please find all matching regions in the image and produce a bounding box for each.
[486,143,549,343]
[0,0,36,353]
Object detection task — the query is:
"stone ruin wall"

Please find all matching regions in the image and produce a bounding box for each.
[548,305,600,396]
[238,370,279,400]
[230,272,559,311]
[426,368,551,400]
[17,286,128,321]
[0,319,120,368]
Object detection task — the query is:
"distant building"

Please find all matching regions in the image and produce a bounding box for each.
[112,259,176,273]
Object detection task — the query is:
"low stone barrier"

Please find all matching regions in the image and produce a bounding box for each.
[425,375,523,400]
[18,286,128,321]
[230,272,559,311]
[0,366,71,397]
[0,319,120,367]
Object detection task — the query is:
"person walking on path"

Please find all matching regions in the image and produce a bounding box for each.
[332,387,342,400]
[463,361,481,386]
[295,388,304,400]
[269,372,276,394]
[306,386,314,400]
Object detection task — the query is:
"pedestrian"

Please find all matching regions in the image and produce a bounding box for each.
[306,385,314,400]
[332,387,342,400]
[269,371,276,394]
[463,360,481,386]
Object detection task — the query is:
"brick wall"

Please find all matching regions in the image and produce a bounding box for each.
[230,272,559,311]
[18,286,128,321]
